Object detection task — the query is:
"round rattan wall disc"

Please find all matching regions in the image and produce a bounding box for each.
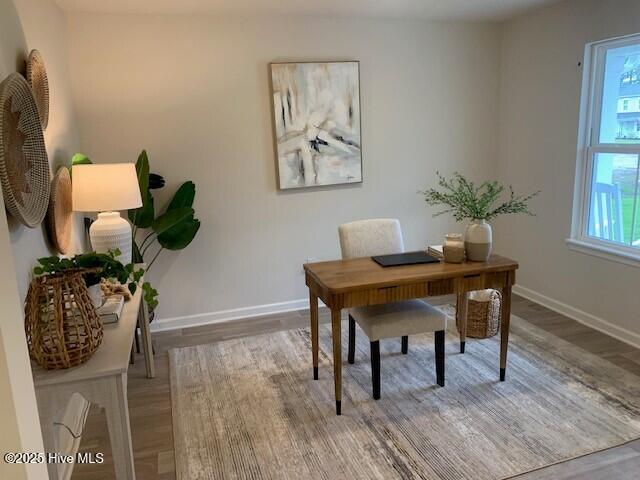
[25,50,49,130]
[46,167,72,254]
[0,73,50,228]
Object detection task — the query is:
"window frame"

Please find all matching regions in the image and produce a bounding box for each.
[568,32,640,266]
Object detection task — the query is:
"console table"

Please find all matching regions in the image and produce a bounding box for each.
[304,254,518,415]
[31,278,153,480]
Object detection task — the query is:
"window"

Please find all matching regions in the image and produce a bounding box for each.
[569,33,640,265]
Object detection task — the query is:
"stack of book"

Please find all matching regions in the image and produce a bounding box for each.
[427,245,444,259]
[95,295,125,324]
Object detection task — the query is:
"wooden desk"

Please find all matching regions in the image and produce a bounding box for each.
[304,254,518,415]
[32,279,151,480]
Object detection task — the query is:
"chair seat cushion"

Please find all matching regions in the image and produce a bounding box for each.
[350,299,447,341]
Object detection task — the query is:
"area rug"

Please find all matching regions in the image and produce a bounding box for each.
[169,309,640,479]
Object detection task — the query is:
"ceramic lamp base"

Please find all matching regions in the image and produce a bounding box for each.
[89,211,133,264]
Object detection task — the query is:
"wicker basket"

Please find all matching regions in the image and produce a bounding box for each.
[25,270,103,370]
[456,289,501,339]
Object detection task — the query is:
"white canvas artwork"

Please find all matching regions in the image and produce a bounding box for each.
[270,61,362,189]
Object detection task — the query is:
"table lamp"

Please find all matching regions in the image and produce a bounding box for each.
[72,163,142,264]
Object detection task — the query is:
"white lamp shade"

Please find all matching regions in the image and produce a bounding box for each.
[72,163,142,212]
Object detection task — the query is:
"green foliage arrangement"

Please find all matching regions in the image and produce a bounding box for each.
[127,150,201,271]
[33,249,159,309]
[70,150,199,311]
[421,172,539,222]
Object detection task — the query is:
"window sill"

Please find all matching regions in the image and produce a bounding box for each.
[566,238,640,268]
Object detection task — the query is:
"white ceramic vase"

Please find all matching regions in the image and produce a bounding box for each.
[465,219,492,262]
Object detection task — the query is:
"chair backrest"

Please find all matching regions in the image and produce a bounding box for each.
[338,219,405,259]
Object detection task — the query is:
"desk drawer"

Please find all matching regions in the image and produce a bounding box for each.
[343,283,428,307]
[458,273,485,291]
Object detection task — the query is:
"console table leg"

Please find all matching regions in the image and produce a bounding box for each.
[105,373,136,479]
[139,301,155,379]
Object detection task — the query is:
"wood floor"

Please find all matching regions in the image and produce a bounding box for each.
[73,294,640,479]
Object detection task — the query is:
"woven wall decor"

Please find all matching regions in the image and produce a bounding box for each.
[0,73,50,227]
[25,270,103,370]
[25,49,49,130]
[46,167,72,254]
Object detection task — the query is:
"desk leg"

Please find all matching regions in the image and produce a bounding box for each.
[105,373,136,480]
[500,284,512,381]
[139,300,155,379]
[330,308,342,415]
[457,292,468,354]
[310,291,319,380]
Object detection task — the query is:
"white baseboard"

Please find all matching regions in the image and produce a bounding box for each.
[150,298,324,332]
[513,285,640,350]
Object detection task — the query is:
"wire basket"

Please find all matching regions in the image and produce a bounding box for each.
[456,289,501,339]
[25,270,103,370]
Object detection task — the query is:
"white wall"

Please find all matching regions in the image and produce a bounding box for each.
[66,14,501,327]
[7,0,84,301]
[0,0,80,475]
[497,0,640,341]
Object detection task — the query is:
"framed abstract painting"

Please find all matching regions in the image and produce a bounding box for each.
[270,61,362,189]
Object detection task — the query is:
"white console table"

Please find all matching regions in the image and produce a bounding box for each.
[31,278,154,480]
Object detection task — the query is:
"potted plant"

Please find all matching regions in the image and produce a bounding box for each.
[127,150,201,318]
[33,249,157,309]
[71,150,199,315]
[421,172,539,261]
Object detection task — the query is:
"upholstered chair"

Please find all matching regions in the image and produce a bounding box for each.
[338,219,447,399]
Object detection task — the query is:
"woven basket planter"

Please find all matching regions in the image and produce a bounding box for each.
[456,289,501,339]
[25,270,103,370]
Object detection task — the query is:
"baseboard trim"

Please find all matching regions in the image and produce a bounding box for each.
[150,298,322,332]
[513,285,640,350]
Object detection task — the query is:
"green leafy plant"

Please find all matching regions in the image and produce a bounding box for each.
[421,172,539,222]
[32,249,158,309]
[127,150,201,308]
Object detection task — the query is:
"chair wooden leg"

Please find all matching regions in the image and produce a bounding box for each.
[371,341,381,399]
[348,315,356,364]
[435,330,445,387]
[401,336,408,354]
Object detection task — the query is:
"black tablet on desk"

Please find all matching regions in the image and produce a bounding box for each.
[371,251,440,267]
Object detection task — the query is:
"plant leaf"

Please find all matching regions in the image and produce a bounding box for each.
[167,181,196,210]
[71,153,92,166]
[128,150,153,228]
[149,173,165,190]
[157,216,200,250]
[151,207,193,236]
[135,150,150,195]
[129,190,155,228]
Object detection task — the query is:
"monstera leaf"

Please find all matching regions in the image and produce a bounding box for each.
[157,182,200,250]
[128,151,153,228]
